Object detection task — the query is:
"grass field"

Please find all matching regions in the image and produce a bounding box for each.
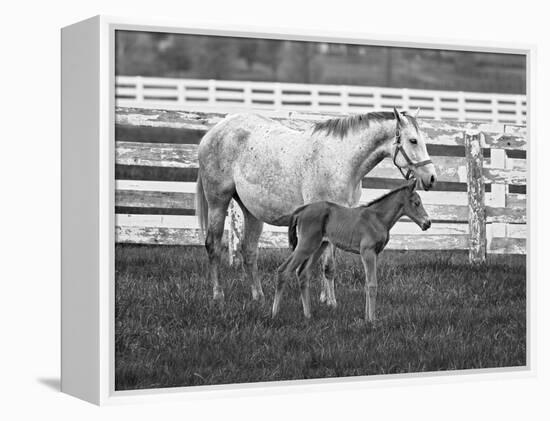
[115,245,526,391]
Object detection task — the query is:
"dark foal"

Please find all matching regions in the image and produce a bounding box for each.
[272,178,431,322]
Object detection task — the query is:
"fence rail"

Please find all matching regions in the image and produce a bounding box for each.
[116,76,527,125]
[115,107,527,262]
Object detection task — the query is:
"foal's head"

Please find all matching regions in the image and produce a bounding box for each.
[402,179,431,231]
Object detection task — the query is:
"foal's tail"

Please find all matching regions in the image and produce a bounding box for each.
[288,213,299,251]
[288,204,308,250]
[195,170,208,236]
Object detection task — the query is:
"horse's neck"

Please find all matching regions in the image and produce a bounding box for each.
[345,120,396,183]
[370,192,405,230]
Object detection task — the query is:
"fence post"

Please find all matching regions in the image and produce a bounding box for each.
[402,88,410,112]
[516,94,524,125]
[243,82,252,108]
[457,92,466,121]
[135,76,144,105]
[490,95,499,124]
[487,148,507,253]
[433,94,442,120]
[177,80,186,107]
[465,130,486,264]
[227,200,243,267]
[208,79,216,107]
[274,83,282,111]
[311,86,320,112]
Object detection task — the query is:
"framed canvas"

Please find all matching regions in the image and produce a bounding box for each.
[61,15,532,405]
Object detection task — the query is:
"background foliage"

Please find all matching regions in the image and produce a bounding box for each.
[116,31,526,94]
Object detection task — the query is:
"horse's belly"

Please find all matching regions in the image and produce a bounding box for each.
[234,170,303,226]
[324,238,360,254]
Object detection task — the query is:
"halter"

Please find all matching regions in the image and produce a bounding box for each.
[392,127,433,180]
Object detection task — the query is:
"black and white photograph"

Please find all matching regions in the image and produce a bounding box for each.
[8,0,550,417]
[113,30,527,391]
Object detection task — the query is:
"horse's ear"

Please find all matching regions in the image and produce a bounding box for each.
[393,107,403,125]
[408,178,417,192]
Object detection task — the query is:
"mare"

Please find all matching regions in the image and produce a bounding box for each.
[196,107,436,304]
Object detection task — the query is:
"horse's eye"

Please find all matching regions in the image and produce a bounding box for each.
[409,138,418,144]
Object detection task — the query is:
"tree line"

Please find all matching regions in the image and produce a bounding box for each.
[115,31,526,94]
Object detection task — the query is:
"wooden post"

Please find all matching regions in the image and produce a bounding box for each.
[402,88,410,112]
[208,79,216,106]
[457,92,466,121]
[243,83,252,108]
[341,86,350,113]
[177,80,186,107]
[490,96,499,124]
[515,94,524,125]
[433,94,442,120]
[135,76,144,105]
[227,200,243,267]
[486,148,507,254]
[311,87,320,112]
[274,82,282,111]
[465,131,486,264]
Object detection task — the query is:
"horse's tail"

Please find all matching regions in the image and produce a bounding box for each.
[196,170,208,235]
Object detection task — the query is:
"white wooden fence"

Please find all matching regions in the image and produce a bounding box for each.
[115,76,527,125]
[115,108,527,262]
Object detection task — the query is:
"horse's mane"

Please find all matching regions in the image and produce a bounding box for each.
[363,184,411,208]
[312,111,419,139]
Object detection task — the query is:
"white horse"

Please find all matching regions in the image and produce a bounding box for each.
[196,108,437,305]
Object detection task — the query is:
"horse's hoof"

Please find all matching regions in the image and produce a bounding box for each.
[213,289,225,302]
[319,291,327,303]
[365,318,378,328]
[252,289,265,304]
[328,300,338,309]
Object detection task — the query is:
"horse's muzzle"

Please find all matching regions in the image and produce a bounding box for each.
[415,164,437,191]
[421,220,432,231]
[419,174,436,191]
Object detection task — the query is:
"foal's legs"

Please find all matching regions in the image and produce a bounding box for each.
[237,202,265,302]
[319,244,337,308]
[298,242,329,318]
[360,248,378,322]
[272,247,315,318]
[272,254,293,318]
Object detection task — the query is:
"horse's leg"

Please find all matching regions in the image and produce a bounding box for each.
[320,243,337,308]
[272,254,293,318]
[205,197,232,301]
[237,202,265,302]
[298,242,329,319]
[272,248,311,318]
[296,259,312,319]
[360,248,377,322]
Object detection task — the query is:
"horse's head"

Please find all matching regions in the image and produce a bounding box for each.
[391,107,437,190]
[402,178,431,231]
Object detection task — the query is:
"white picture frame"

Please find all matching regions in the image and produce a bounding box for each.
[61,15,534,405]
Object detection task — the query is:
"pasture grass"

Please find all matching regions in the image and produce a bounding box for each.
[115,245,526,390]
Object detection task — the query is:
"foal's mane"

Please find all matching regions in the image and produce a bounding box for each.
[364,184,411,208]
[312,111,419,139]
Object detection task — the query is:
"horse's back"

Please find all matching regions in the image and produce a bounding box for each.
[199,112,303,163]
[202,113,296,140]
